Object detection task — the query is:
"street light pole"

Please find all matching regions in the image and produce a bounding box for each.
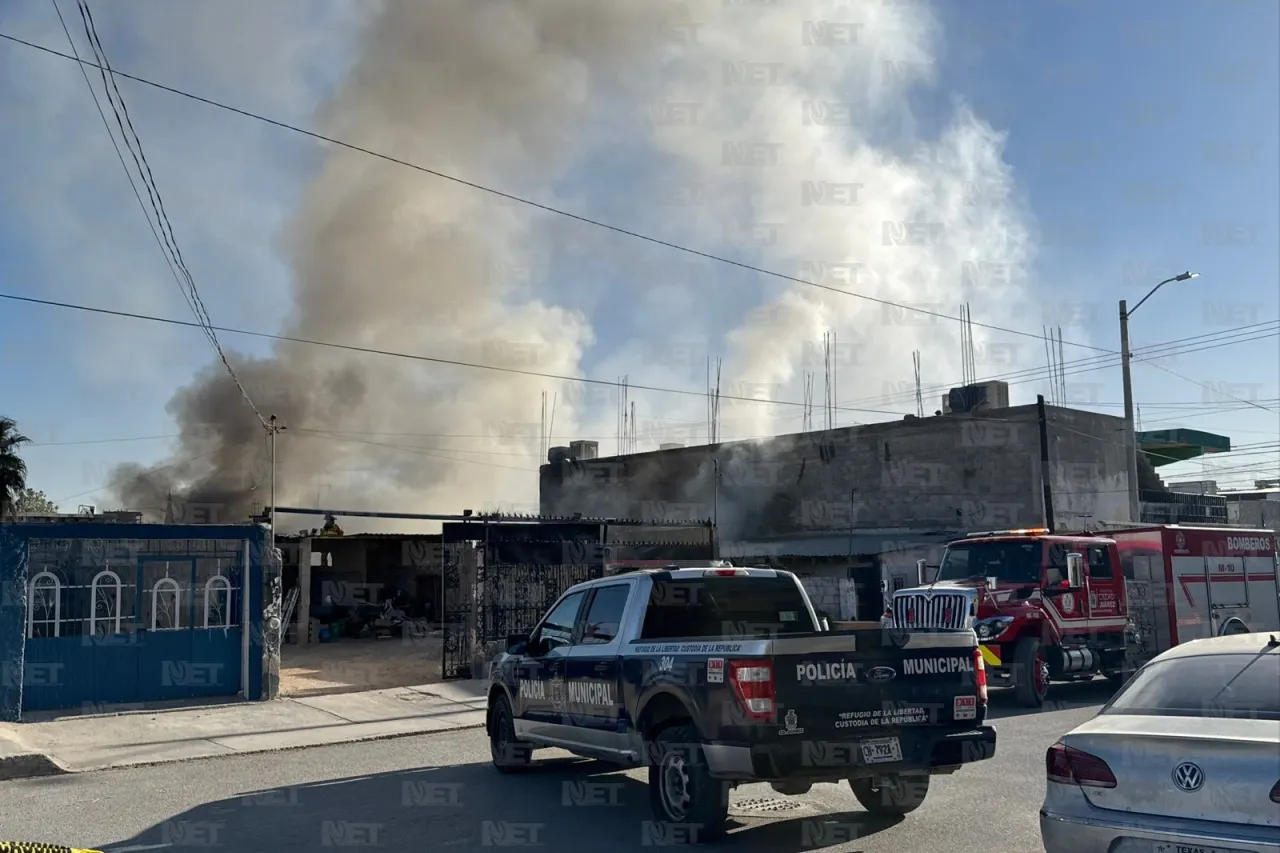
[266,415,287,557]
[1119,271,1199,523]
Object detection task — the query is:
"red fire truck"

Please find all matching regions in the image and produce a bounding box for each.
[887,524,1280,707]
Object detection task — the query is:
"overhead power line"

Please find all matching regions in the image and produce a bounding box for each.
[0,291,904,417]
[5,291,1276,434]
[856,321,1279,412]
[6,30,1274,418]
[42,7,266,428]
[0,30,1116,355]
[7,28,1271,416]
[47,0,206,341]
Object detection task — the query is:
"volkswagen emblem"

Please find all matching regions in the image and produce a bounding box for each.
[1172,762,1204,792]
[866,666,896,683]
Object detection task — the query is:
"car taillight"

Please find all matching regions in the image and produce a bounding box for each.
[728,660,774,721]
[972,647,988,704]
[1046,743,1117,789]
[703,569,747,577]
[1270,780,1280,804]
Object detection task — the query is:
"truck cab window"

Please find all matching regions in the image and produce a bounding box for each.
[936,541,1041,585]
[1045,544,1068,586]
[1086,545,1113,580]
[580,585,629,645]
[641,578,815,639]
[535,590,586,651]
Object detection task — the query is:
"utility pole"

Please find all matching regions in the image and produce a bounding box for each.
[1037,394,1055,532]
[1119,271,1198,523]
[266,415,287,557]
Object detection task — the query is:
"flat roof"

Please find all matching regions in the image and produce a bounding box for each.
[1138,428,1232,467]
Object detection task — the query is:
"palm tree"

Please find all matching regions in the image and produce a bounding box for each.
[0,416,32,520]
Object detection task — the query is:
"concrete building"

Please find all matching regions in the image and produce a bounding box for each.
[540,401,1135,620]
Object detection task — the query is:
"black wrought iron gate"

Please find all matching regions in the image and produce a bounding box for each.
[440,521,606,680]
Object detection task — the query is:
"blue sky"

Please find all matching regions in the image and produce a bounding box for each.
[0,0,1275,515]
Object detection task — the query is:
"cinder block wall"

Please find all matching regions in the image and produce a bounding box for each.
[541,405,1134,540]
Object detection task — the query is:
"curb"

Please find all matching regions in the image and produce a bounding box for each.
[0,752,69,782]
[9,722,488,779]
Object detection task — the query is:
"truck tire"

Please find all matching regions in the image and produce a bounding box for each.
[648,724,730,843]
[848,773,930,816]
[488,695,532,773]
[1013,637,1050,708]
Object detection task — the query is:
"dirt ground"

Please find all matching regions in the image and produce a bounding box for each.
[279,634,444,697]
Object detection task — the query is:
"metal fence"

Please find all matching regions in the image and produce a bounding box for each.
[0,523,268,720]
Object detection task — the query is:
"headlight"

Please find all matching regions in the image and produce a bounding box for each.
[974,617,1014,640]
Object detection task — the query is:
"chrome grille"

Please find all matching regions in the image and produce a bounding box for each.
[892,589,973,631]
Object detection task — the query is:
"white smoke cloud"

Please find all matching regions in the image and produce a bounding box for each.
[575,0,1038,450]
[5,0,1047,529]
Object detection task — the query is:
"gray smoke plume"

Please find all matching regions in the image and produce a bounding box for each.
[109,0,677,527]
[111,0,1042,534]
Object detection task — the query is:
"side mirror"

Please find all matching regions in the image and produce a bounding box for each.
[1066,553,1086,589]
[916,559,928,586]
[506,632,529,653]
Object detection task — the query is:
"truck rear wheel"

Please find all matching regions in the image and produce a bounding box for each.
[848,772,930,816]
[648,724,730,843]
[488,695,532,773]
[1013,637,1049,708]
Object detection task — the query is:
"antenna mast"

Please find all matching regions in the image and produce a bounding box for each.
[1056,326,1067,403]
[823,332,833,431]
[912,350,924,417]
[548,393,558,452]
[831,330,839,430]
[803,371,814,432]
[959,304,978,386]
[712,358,722,444]
[1042,326,1056,405]
[706,353,716,440]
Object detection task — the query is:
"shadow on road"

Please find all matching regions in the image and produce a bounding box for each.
[985,678,1118,720]
[96,755,901,852]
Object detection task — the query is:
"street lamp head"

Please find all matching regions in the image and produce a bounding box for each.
[1175,271,1200,282]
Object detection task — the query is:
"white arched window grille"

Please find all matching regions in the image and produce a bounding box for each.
[26,571,61,638]
[90,569,123,636]
[151,577,181,631]
[203,574,233,628]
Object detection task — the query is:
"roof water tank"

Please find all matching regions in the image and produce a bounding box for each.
[548,446,573,465]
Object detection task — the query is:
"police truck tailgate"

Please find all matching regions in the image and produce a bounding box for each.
[767,631,985,762]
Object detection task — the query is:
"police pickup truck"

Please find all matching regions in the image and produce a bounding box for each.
[486,565,997,843]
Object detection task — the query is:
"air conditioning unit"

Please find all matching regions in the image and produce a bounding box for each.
[569,440,598,460]
[943,380,1010,414]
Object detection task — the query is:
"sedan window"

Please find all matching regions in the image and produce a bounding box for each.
[1103,653,1280,721]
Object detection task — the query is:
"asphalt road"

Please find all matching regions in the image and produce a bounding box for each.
[0,682,1115,853]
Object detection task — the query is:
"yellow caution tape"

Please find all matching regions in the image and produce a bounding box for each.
[979,645,1002,667]
[0,844,102,853]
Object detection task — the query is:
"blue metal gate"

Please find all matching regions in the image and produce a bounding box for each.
[0,523,266,720]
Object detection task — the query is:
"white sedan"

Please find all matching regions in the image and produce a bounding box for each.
[1040,631,1280,853]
